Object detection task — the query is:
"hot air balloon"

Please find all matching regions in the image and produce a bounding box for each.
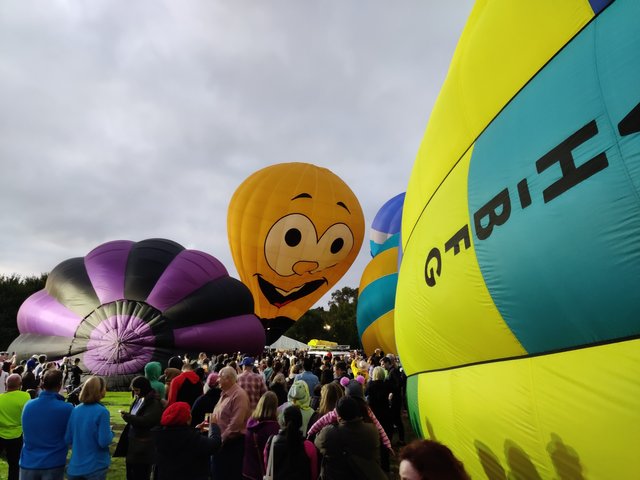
[396,0,640,478]
[369,193,405,257]
[227,163,364,343]
[357,193,405,355]
[8,238,265,388]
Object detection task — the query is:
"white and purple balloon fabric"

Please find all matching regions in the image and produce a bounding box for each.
[9,238,265,383]
[369,192,405,257]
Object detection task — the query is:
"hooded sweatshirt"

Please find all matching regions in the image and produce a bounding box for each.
[144,362,166,399]
[277,380,317,436]
[167,370,202,406]
[242,417,280,480]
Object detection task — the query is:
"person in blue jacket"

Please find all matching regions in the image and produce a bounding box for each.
[64,376,114,480]
[19,368,74,480]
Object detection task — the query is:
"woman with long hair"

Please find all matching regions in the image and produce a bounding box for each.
[113,376,163,479]
[264,405,318,480]
[242,391,280,480]
[64,376,114,480]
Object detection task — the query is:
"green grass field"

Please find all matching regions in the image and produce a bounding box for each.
[1,391,414,479]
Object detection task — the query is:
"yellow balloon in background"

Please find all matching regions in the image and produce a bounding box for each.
[228,163,364,342]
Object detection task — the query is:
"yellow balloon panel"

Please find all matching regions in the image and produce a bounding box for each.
[395,147,525,374]
[359,246,397,292]
[402,0,596,246]
[227,163,364,326]
[361,310,396,356]
[413,339,640,479]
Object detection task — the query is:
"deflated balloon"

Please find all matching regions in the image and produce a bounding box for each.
[228,163,364,342]
[396,1,640,478]
[9,238,265,387]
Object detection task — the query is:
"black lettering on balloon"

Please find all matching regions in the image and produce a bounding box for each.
[424,248,442,287]
[536,120,608,203]
[618,101,640,136]
[422,116,614,289]
[517,179,532,209]
[473,188,511,241]
[444,225,471,255]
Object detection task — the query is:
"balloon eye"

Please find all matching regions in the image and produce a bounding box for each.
[330,238,344,254]
[285,228,302,247]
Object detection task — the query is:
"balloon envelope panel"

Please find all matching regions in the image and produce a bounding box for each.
[370,192,405,257]
[358,193,405,355]
[397,0,639,477]
[227,163,364,341]
[9,238,265,386]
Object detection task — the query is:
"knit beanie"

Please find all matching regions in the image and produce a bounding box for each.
[161,401,191,426]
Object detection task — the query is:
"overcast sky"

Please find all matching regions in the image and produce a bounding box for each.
[0,1,473,308]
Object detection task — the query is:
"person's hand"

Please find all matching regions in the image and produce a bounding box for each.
[209,413,219,425]
[196,421,209,432]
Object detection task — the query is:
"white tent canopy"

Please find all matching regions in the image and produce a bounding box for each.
[268,335,309,350]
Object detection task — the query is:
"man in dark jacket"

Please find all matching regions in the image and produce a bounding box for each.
[315,396,386,480]
[154,401,221,480]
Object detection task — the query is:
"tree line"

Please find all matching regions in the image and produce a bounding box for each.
[0,274,47,350]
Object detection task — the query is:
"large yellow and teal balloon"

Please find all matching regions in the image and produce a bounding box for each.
[396,0,640,478]
[357,193,405,355]
[228,163,364,343]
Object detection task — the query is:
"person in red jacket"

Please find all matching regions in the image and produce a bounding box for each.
[167,360,203,407]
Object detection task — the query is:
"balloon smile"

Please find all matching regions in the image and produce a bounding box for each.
[256,275,328,308]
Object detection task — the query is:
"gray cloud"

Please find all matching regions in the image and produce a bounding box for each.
[0,0,473,306]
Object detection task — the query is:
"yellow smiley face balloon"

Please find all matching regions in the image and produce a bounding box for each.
[228,163,364,341]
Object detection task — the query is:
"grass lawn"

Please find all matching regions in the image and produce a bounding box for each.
[1,391,416,479]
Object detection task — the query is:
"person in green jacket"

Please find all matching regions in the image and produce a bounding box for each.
[144,361,166,400]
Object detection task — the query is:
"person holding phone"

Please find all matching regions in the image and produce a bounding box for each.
[113,376,163,480]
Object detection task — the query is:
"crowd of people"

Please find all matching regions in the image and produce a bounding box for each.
[0,348,470,480]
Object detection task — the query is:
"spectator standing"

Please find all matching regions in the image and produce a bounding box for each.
[294,357,320,397]
[113,376,163,480]
[237,357,267,412]
[262,357,274,384]
[366,365,393,472]
[332,361,349,385]
[308,382,343,436]
[265,405,318,480]
[167,360,203,407]
[69,358,83,390]
[33,355,47,384]
[210,366,251,480]
[242,391,280,480]
[21,359,39,392]
[0,362,11,394]
[0,374,31,480]
[315,396,386,480]
[64,376,114,480]
[307,379,392,453]
[143,361,166,400]
[382,355,405,445]
[191,372,222,427]
[153,401,221,480]
[277,380,317,437]
[269,373,288,406]
[19,369,73,480]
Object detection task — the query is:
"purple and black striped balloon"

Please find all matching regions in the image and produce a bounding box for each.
[9,238,265,382]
